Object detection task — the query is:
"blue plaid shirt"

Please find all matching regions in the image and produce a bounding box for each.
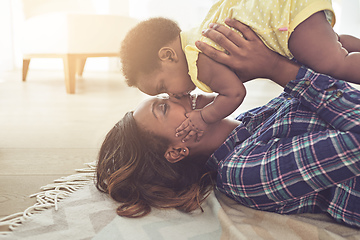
[207,67,360,228]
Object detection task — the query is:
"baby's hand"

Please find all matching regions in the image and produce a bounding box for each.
[176,110,208,142]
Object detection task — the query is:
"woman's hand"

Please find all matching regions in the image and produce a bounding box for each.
[196,18,277,82]
[196,18,300,86]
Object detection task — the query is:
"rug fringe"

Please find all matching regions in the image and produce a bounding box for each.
[0,162,96,235]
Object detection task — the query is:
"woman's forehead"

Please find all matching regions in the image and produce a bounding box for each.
[133,95,167,115]
[133,97,153,114]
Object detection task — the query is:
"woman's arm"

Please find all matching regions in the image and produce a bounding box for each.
[285,67,360,133]
[221,68,360,206]
[196,18,301,87]
[220,129,360,208]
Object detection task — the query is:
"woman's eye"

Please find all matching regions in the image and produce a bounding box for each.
[163,103,168,114]
[159,103,167,114]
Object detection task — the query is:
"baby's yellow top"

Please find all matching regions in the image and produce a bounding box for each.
[180,0,335,93]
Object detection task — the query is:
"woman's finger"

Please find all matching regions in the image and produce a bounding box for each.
[224,18,258,41]
[206,23,246,51]
[195,41,231,65]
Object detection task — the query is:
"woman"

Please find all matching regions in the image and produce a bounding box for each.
[96,20,360,228]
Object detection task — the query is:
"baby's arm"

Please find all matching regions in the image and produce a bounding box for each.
[197,53,246,123]
[176,53,245,142]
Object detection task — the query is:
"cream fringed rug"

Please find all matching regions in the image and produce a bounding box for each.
[0,163,222,240]
[0,163,359,240]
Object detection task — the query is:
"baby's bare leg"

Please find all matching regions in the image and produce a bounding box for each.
[338,34,360,53]
[289,11,360,84]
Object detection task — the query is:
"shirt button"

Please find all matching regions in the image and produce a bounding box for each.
[305,80,311,86]
[336,91,343,97]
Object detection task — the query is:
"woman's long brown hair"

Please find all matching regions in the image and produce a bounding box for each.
[96,112,215,218]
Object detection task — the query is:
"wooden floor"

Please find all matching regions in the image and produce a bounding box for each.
[0,68,283,231]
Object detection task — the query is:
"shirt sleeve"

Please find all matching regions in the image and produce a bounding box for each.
[219,67,360,207]
[219,129,360,207]
[284,66,360,133]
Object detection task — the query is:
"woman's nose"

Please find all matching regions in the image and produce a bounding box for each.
[171,94,191,106]
[169,93,182,99]
[169,95,182,103]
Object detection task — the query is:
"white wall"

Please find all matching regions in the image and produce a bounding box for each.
[337,0,360,37]
[7,0,215,72]
[0,0,15,71]
[1,0,360,72]
[128,0,216,30]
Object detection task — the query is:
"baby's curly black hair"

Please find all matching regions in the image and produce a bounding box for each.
[120,17,182,87]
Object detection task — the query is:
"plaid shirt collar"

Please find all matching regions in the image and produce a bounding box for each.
[207,123,251,170]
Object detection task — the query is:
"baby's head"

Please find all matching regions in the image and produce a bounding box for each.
[120,17,195,98]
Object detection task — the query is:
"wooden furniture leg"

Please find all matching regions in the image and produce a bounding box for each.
[63,54,77,94]
[76,57,87,77]
[22,59,31,82]
[22,53,117,93]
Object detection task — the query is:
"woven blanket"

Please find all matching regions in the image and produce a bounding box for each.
[1,163,359,240]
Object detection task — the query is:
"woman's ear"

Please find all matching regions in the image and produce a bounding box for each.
[158,47,178,62]
[164,146,189,163]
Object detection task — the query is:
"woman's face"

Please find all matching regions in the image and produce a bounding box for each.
[133,95,192,144]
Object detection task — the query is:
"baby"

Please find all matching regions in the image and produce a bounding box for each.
[120,0,360,142]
